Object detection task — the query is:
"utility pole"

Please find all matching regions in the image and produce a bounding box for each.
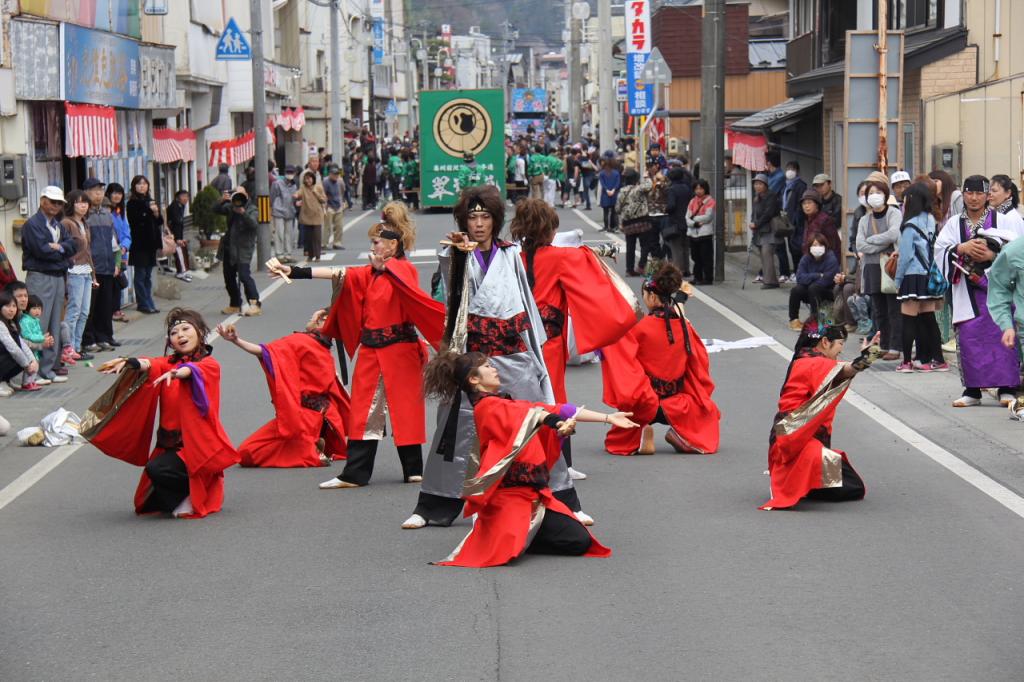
[249,0,271,270]
[597,0,614,152]
[329,0,343,160]
[877,0,889,172]
[569,17,582,141]
[700,0,726,280]
[421,22,430,91]
[368,42,375,139]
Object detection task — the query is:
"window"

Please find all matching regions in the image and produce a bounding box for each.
[823,0,858,64]
[903,122,916,177]
[886,0,939,31]
[793,0,815,36]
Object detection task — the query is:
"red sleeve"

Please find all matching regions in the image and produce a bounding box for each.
[323,266,370,357]
[263,334,351,442]
[85,356,171,466]
[558,248,638,353]
[178,356,240,475]
[386,259,446,350]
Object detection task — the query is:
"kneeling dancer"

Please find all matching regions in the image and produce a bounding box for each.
[761,324,881,510]
[219,310,351,467]
[83,309,238,518]
[601,263,720,455]
[427,351,635,567]
[406,185,589,530]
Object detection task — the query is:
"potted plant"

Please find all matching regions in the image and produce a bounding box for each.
[192,184,227,248]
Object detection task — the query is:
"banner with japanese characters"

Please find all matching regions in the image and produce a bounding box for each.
[625,0,653,116]
[419,89,506,208]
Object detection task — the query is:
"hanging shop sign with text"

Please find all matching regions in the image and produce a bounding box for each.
[625,0,653,116]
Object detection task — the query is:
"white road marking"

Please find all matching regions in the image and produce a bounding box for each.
[570,208,1024,520]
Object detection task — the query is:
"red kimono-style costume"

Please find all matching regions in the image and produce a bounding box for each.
[238,331,351,467]
[525,245,638,402]
[601,310,720,455]
[322,258,445,445]
[437,393,610,568]
[87,353,239,518]
[761,350,865,510]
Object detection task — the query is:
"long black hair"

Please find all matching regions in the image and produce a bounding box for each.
[991,174,1020,209]
[105,182,126,215]
[0,290,21,339]
[901,181,934,222]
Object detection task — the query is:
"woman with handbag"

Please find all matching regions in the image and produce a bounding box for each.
[616,169,658,276]
[295,170,327,261]
[126,175,163,314]
[685,179,715,285]
[894,183,948,373]
[856,180,903,360]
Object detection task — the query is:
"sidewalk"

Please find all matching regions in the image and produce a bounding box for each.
[0,266,275,462]
[712,250,1024,494]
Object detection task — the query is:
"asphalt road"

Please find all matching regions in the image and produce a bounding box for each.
[1,205,1023,681]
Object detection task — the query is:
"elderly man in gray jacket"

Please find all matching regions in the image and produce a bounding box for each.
[270,165,298,262]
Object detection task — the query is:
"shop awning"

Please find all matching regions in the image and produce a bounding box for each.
[726,130,768,171]
[729,94,822,135]
[153,127,197,164]
[65,102,119,158]
[209,130,256,167]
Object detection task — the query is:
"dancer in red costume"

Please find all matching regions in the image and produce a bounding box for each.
[761,324,882,510]
[268,202,445,487]
[83,309,239,518]
[510,198,638,476]
[218,310,350,468]
[423,351,637,567]
[601,264,720,456]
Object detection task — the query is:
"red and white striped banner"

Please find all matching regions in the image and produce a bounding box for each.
[208,130,256,168]
[153,127,197,164]
[65,102,119,158]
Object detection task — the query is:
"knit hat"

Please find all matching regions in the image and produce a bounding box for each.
[753,173,771,185]
[800,188,822,205]
[865,170,889,186]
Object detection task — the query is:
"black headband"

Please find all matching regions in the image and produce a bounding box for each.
[378,228,401,240]
[467,198,490,215]
[455,358,477,390]
[167,319,190,335]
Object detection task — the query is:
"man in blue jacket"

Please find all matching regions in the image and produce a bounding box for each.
[779,160,808,282]
[22,186,75,383]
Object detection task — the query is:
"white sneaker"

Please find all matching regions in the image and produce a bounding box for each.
[51,375,68,384]
[319,477,360,489]
[172,496,194,518]
[568,467,588,480]
[952,395,982,407]
[35,378,52,386]
[0,382,13,397]
[574,510,595,526]
[405,475,423,483]
[401,513,427,529]
[999,393,1018,406]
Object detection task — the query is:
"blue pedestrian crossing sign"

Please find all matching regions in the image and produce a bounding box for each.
[385,100,399,118]
[216,18,251,61]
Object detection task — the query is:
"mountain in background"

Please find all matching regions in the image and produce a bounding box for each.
[404,0,568,46]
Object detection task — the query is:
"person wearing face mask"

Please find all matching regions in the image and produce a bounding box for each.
[832,181,870,332]
[856,180,903,360]
[799,189,840,260]
[270,165,299,263]
[789,236,839,330]
[778,161,808,283]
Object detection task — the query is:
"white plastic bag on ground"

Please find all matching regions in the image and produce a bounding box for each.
[19,408,83,446]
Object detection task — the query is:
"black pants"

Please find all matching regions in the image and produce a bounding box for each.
[902,312,944,364]
[805,460,865,502]
[625,228,661,273]
[223,259,259,307]
[338,439,422,485]
[789,282,833,321]
[526,509,592,555]
[870,293,902,351]
[362,185,377,209]
[83,273,117,346]
[602,206,618,232]
[141,450,190,513]
[775,241,792,277]
[690,235,714,284]
[413,491,464,526]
